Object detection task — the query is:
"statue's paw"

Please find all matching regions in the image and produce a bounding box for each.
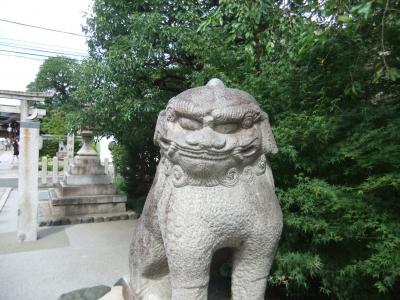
[133,276,171,300]
[141,292,167,300]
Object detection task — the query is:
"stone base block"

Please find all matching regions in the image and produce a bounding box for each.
[57,181,118,197]
[36,188,130,226]
[69,155,105,175]
[49,188,127,216]
[51,200,126,216]
[65,174,110,185]
[37,209,138,227]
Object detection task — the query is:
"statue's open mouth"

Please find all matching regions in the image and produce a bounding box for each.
[159,138,260,161]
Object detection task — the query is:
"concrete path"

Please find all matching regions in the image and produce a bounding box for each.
[0,187,12,212]
[0,150,136,300]
[0,150,19,187]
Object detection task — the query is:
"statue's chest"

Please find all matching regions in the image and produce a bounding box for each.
[158,179,271,240]
[172,184,258,212]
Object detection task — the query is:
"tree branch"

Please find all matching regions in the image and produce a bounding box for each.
[381,0,390,70]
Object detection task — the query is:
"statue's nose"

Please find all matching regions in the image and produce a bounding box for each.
[185,127,226,149]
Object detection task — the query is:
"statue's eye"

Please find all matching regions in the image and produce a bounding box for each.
[178,117,202,130]
[242,116,254,129]
[214,123,239,134]
[166,107,176,122]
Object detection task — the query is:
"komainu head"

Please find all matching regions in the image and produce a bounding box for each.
[154,78,277,186]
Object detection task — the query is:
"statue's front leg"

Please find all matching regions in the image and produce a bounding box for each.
[129,220,170,300]
[166,244,212,300]
[129,168,171,300]
[231,221,282,300]
[163,212,213,300]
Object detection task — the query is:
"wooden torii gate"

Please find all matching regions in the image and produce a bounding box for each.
[0,90,51,242]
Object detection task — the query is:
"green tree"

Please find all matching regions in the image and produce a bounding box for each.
[202,1,400,299]
[27,56,79,107]
[27,56,81,136]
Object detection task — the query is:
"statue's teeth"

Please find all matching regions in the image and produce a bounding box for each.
[232,150,244,161]
[167,143,177,158]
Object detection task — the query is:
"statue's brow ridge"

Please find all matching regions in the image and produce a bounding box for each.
[168,99,262,122]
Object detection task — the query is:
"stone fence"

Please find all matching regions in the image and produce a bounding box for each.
[39,157,115,186]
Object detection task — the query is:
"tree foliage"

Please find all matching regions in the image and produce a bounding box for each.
[27,56,81,136]
[74,0,400,299]
[27,56,79,106]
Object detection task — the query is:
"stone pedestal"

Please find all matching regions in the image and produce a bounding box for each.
[42,130,127,224]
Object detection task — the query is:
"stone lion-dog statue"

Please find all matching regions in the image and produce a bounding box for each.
[127,79,283,300]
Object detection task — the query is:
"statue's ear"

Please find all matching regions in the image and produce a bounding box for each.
[260,112,278,156]
[153,110,166,146]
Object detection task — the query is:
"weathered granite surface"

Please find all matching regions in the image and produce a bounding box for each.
[128,79,283,299]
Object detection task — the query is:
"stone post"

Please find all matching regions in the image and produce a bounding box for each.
[104,157,109,175]
[52,157,58,184]
[17,121,40,242]
[66,133,74,160]
[19,99,28,122]
[41,157,47,185]
[109,164,115,177]
[63,157,70,175]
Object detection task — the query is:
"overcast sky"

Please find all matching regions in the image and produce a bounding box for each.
[0,0,92,93]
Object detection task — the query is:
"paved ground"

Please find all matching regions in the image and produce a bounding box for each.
[0,151,18,187]
[0,150,136,300]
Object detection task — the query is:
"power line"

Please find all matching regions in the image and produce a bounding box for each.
[0,52,45,61]
[0,49,50,58]
[0,37,88,53]
[0,18,87,37]
[0,49,85,61]
[0,42,89,58]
